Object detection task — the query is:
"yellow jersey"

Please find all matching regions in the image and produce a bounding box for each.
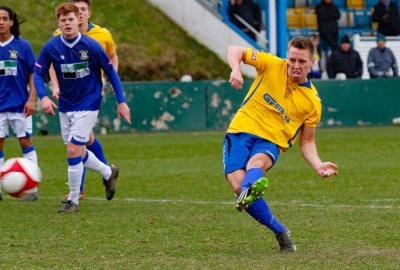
[227,48,322,151]
[53,22,116,58]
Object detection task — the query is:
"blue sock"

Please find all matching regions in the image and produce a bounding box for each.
[22,146,35,154]
[80,151,91,194]
[80,168,86,193]
[246,198,286,234]
[241,168,264,190]
[84,138,106,193]
[87,138,108,164]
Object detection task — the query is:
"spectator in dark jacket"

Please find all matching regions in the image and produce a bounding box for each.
[327,35,363,79]
[372,0,400,36]
[228,0,262,41]
[315,0,341,51]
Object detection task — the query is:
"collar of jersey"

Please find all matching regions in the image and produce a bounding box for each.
[298,75,312,88]
[87,22,95,32]
[61,32,82,48]
[0,35,14,47]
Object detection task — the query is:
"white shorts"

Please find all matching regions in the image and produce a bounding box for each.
[59,110,98,145]
[0,112,33,138]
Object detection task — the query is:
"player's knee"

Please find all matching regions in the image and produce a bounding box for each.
[86,132,95,146]
[66,143,84,158]
[18,137,33,149]
[249,155,273,171]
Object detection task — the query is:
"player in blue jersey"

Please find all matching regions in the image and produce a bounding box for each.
[51,0,120,203]
[224,37,338,251]
[34,3,131,213]
[0,6,39,202]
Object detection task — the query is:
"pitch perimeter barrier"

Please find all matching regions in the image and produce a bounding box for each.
[33,79,400,135]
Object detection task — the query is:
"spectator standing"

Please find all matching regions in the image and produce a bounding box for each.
[309,33,322,78]
[372,0,400,36]
[367,35,398,78]
[315,0,341,51]
[228,0,262,41]
[327,35,363,79]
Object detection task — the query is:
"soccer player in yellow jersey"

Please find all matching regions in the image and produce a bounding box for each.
[49,0,119,202]
[224,37,338,252]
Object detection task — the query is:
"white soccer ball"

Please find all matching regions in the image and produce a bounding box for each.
[0,158,42,198]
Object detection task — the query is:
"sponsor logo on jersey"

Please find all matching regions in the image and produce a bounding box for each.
[0,60,17,76]
[263,94,290,123]
[61,62,90,79]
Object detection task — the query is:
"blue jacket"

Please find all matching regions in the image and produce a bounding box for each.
[367,47,398,78]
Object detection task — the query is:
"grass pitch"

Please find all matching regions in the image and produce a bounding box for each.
[0,127,399,269]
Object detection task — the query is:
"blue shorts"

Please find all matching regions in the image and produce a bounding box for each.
[222,132,280,175]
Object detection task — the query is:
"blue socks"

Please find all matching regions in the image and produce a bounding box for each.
[83,138,108,193]
[87,138,108,164]
[241,168,264,190]
[80,168,86,193]
[242,168,286,234]
[246,198,286,234]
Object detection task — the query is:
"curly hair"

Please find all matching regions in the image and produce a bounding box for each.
[0,6,21,38]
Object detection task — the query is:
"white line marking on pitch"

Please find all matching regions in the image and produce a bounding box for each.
[77,197,399,209]
[29,197,399,209]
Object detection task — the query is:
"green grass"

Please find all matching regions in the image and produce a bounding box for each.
[1,0,230,81]
[0,127,399,269]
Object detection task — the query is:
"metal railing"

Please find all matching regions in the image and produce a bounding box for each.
[196,0,268,50]
[232,12,268,48]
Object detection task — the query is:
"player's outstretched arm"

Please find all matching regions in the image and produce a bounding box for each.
[227,45,246,90]
[314,162,339,178]
[299,125,338,178]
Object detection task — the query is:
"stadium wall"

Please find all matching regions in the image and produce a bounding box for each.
[34,79,400,135]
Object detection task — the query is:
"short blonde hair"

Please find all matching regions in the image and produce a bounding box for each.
[288,36,315,57]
